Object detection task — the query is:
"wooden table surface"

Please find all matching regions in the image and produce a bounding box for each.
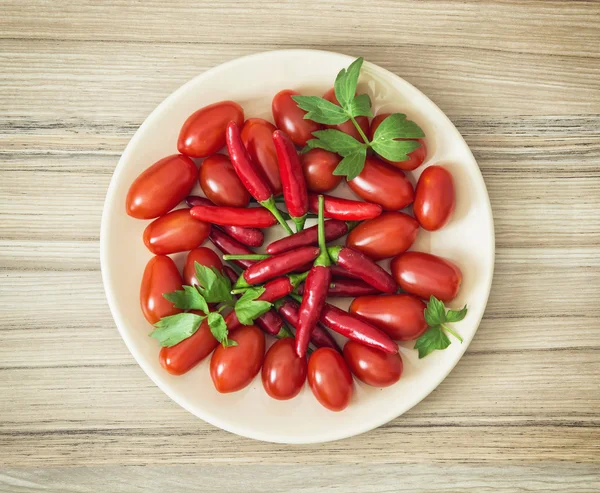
[1,1,599,491]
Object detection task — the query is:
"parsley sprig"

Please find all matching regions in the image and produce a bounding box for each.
[149,262,272,348]
[292,57,425,180]
[414,297,467,359]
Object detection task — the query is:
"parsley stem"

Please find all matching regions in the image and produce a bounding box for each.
[442,324,463,343]
[349,115,370,145]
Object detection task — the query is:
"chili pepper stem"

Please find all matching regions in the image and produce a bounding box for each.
[260,196,294,235]
[346,220,360,232]
[292,214,307,233]
[314,195,331,267]
[223,254,270,261]
[289,270,310,288]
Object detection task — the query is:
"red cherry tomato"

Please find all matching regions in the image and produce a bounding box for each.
[210,325,265,393]
[143,209,211,255]
[369,113,427,171]
[348,156,414,211]
[126,154,197,219]
[413,165,456,231]
[322,88,369,142]
[183,247,223,287]
[241,118,282,195]
[177,101,244,158]
[140,255,183,324]
[159,319,219,375]
[343,341,403,387]
[307,348,353,412]
[346,212,419,260]
[272,89,322,147]
[349,294,427,341]
[198,154,251,207]
[261,338,307,400]
[391,252,463,302]
[301,148,342,193]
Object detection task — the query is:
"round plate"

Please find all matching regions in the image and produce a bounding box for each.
[101,49,494,444]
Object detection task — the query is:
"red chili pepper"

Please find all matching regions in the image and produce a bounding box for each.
[289,293,398,354]
[226,122,293,234]
[273,130,309,232]
[295,195,331,357]
[209,228,257,269]
[266,219,350,255]
[329,264,362,281]
[186,196,264,247]
[328,246,397,294]
[308,193,382,221]
[255,309,294,339]
[275,299,341,352]
[190,205,277,228]
[222,265,241,285]
[297,278,380,297]
[240,246,318,286]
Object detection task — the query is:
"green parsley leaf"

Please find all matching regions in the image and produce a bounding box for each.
[372,138,421,163]
[207,311,237,347]
[291,95,349,125]
[371,113,425,143]
[307,129,364,156]
[332,147,367,181]
[194,263,233,304]
[446,305,468,323]
[424,296,447,326]
[348,94,373,118]
[234,287,272,325]
[163,285,209,313]
[150,313,205,347]
[414,326,451,359]
[334,57,363,108]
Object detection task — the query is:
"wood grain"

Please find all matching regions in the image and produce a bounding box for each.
[0,0,599,490]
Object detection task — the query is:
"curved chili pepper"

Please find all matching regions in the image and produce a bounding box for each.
[209,228,257,269]
[242,246,319,285]
[274,298,341,352]
[328,246,397,294]
[266,219,350,255]
[297,278,380,297]
[226,122,293,234]
[289,293,398,354]
[255,309,294,339]
[273,130,308,232]
[295,195,331,357]
[186,196,264,247]
[329,264,362,281]
[308,193,382,221]
[190,205,277,228]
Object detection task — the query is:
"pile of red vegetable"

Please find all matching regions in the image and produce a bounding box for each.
[126,58,466,412]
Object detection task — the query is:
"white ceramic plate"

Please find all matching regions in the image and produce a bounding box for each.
[101,49,494,444]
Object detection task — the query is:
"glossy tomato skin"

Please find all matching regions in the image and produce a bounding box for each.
[343,341,403,387]
[369,114,427,171]
[346,212,419,260]
[241,118,282,195]
[391,252,462,302]
[140,255,183,324]
[210,325,265,393]
[143,209,211,255]
[183,247,223,287]
[272,89,322,147]
[199,154,251,207]
[413,165,455,231]
[307,348,353,412]
[177,101,244,158]
[348,156,414,211]
[262,338,307,400]
[126,154,197,219]
[301,148,342,193]
[349,294,427,341]
[159,319,219,375]
[322,88,369,142]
